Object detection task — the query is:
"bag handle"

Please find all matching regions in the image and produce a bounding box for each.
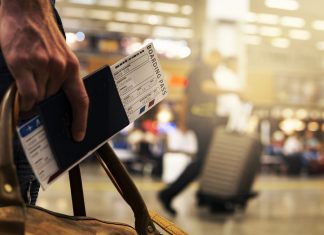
[95,145,160,235]
[0,85,25,234]
[94,149,188,235]
[0,84,24,207]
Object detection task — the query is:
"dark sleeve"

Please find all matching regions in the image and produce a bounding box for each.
[52,7,66,38]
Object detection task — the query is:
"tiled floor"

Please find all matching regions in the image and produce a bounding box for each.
[38,163,324,235]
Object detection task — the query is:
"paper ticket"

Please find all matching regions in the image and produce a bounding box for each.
[111,43,167,122]
[17,116,60,189]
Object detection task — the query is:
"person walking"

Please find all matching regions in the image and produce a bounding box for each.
[158,51,221,216]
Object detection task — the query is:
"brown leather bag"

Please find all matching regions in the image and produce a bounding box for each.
[0,85,188,235]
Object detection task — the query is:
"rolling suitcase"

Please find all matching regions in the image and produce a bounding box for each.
[197,126,262,213]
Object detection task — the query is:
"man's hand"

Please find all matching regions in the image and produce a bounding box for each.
[0,0,89,141]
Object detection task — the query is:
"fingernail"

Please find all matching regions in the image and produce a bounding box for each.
[74,131,85,142]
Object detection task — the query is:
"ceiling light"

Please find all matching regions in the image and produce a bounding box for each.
[289,29,311,40]
[181,5,193,15]
[130,24,151,35]
[143,39,191,59]
[242,24,258,34]
[61,19,82,29]
[296,109,308,119]
[97,0,122,7]
[75,32,85,42]
[157,109,173,123]
[282,108,294,119]
[176,28,194,38]
[106,22,128,32]
[265,0,299,11]
[153,26,177,38]
[126,1,151,11]
[61,7,86,18]
[153,2,179,14]
[279,118,305,135]
[115,12,139,22]
[280,16,305,28]
[244,35,262,45]
[88,9,112,20]
[141,14,163,25]
[69,0,96,4]
[66,32,78,47]
[312,20,324,31]
[124,42,144,55]
[257,13,279,25]
[271,38,290,48]
[166,17,191,27]
[260,26,282,37]
[295,121,306,131]
[308,122,319,132]
[166,46,191,59]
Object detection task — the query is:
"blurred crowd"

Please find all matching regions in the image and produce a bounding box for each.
[264,130,324,175]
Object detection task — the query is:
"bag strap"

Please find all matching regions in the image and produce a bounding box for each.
[95,144,160,235]
[95,145,188,235]
[95,144,187,235]
[148,211,187,235]
[68,145,159,234]
[68,165,86,216]
[0,85,24,207]
[0,84,25,234]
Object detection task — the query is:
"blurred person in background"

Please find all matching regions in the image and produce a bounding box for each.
[302,131,321,175]
[316,143,324,173]
[303,130,320,159]
[0,0,89,204]
[213,56,243,120]
[158,51,224,216]
[161,110,198,185]
[282,132,303,175]
[127,110,166,178]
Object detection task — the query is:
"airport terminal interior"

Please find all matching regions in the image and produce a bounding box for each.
[33,0,324,234]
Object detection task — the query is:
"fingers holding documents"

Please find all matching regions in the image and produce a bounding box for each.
[0,0,89,141]
[62,53,89,142]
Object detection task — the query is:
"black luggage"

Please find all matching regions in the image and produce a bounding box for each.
[197,127,262,213]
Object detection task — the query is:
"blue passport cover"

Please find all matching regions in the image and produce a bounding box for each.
[38,65,129,170]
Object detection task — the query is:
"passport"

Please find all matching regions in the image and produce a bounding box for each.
[38,66,129,170]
